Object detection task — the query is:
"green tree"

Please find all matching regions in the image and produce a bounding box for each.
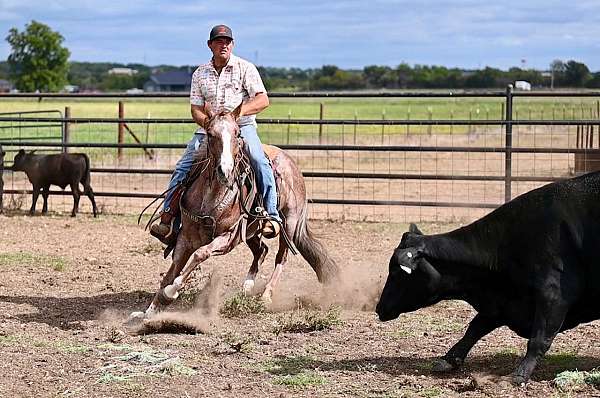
[563,60,590,87]
[6,20,70,92]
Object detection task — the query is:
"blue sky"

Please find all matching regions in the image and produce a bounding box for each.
[1,0,599,71]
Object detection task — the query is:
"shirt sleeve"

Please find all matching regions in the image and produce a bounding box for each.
[243,63,267,98]
[189,68,205,106]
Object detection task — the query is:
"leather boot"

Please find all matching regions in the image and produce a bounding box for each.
[150,209,177,245]
[150,185,185,245]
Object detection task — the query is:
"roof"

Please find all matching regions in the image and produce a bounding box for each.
[149,70,193,86]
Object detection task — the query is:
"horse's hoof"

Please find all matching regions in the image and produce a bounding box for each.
[261,290,273,305]
[432,358,455,372]
[126,311,147,326]
[243,280,255,295]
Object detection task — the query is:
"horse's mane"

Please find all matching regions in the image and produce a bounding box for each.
[191,139,210,162]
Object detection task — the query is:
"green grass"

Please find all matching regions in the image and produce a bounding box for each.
[554,369,600,391]
[263,355,315,375]
[262,355,326,388]
[0,252,67,271]
[1,96,598,148]
[273,307,343,335]
[220,292,266,318]
[544,351,580,369]
[272,372,326,387]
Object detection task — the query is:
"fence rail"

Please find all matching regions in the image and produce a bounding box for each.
[1,87,599,222]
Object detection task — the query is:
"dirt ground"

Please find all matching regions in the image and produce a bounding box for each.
[0,212,598,398]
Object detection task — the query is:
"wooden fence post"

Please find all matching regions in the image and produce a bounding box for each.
[63,107,70,153]
[318,102,324,144]
[118,101,125,160]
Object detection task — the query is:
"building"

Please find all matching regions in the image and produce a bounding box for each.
[143,70,193,92]
[0,79,13,93]
[108,68,138,76]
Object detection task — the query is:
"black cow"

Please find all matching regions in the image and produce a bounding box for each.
[376,171,600,385]
[0,145,4,213]
[12,149,98,217]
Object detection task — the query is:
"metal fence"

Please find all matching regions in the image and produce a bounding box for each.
[1,87,599,223]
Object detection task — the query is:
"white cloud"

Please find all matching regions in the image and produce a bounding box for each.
[1,0,599,70]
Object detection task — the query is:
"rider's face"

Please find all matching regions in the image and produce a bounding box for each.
[208,37,233,65]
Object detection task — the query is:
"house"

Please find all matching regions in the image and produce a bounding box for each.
[108,68,138,76]
[143,70,193,92]
[0,79,13,93]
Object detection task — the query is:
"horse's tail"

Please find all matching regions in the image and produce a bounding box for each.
[292,202,340,284]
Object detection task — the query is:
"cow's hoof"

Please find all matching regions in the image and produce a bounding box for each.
[432,358,455,372]
[511,374,527,387]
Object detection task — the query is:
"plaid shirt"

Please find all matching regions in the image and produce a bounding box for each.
[190,54,267,127]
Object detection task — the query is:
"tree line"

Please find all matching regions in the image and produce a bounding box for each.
[3,21,600,92]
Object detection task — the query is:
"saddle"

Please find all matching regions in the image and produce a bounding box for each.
[146,143,291,258]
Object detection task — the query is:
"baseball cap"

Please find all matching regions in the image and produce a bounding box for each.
[209,25,233,41]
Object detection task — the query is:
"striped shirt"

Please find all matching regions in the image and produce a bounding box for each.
[190,54,266,128]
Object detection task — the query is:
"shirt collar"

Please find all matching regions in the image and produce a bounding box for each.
[211,54,237,72]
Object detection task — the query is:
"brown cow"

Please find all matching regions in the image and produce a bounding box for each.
[12,149,98,217]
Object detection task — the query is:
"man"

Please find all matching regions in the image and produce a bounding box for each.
[150,24,281,244]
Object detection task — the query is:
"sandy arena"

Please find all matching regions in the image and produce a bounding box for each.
[0,210,598,397]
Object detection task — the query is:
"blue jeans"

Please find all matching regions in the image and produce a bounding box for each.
[164,125,281,222]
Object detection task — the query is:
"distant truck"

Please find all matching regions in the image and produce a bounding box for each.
[515,80,531,91]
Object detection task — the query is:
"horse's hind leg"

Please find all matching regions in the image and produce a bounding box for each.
[243,237,268,295]
[261,216,298,304]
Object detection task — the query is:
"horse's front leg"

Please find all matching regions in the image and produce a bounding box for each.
[129,237,195,320]
[159,231,237,308]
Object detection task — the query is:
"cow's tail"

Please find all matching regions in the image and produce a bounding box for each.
[81,153,92,192]
[292,202,340,284]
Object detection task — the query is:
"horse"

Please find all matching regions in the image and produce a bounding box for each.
[131,104,340,319]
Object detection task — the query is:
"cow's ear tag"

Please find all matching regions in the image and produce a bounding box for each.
[407,252,413,258]
[400,265,412,274]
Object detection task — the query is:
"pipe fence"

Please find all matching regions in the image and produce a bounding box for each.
[1,87,599,222]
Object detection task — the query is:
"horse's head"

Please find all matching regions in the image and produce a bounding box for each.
[204,103,242,187]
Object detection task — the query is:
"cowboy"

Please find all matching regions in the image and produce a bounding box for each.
[150,24,281,244]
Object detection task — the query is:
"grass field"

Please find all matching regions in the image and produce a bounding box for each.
[0,96,598,146]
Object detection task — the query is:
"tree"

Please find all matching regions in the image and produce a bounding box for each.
[563,60,590,87]
[550,59,565,88]
[6,20,70,92]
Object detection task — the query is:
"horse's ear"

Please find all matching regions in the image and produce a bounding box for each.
[231,102,242,121]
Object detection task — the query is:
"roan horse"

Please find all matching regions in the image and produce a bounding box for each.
[132,104,339,319]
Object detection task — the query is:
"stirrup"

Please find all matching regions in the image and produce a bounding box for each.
[262,219,280,239]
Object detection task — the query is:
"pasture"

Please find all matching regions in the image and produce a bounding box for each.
[0,213,598,397]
